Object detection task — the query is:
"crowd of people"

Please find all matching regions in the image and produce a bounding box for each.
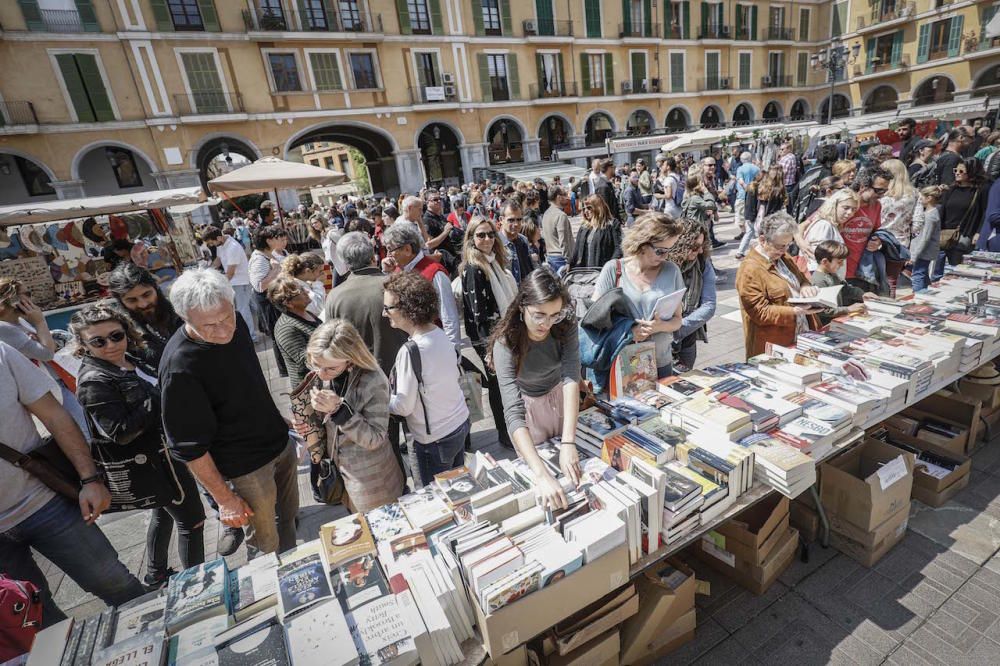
[5,116,1000,627]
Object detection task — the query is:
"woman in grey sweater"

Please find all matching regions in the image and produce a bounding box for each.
[488,269,581,510]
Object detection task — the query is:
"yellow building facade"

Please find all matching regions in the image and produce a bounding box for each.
[0,0,996,202]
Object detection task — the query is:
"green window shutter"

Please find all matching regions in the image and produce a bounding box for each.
[500,0,512,35]
[917,23,930,63]
[631,52,643,87]
[507,54,520,99]
[643,0,651,35]
[310,52,342,90]
[603,52,613,94]
[580,54,590,92]
[797,52,808,84]
[799,9,809,41]
[75,54,114,121]
[429,0,443,33]
[415,55,428,88]
[472,0,484,34]
[622,0,630,34]
[891,31,903,64]
[18,0,45,31]
[556,52,564,87]
[750,6,757,40]
[865,38,875,73]
[477,53,492,101]
[535,0,553,33]
[735,4,743,36]
[700,2,708,36]
[535,53,545,91]
[56,54,95,122]
[395,0,411,34]
[947,16,963,57]
[149,0,174,30]
[197,0,220,31]
[664,0,671,35]
[322,0,336,27]
[717,3,724,26]
[585,0,601,37]
[74,0,100,32]
[681,1,689,38]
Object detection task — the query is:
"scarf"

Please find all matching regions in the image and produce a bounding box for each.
[485,254,517,314]
[679,258,703,316]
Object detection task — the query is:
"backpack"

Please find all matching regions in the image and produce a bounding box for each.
[910,160,939,189]
[563,267,604,319]
[0,575,42,662]
[397,340,431,436]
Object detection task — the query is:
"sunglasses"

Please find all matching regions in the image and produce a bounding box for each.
[86,329,127,348]
[872,187,887,194]
[954,169,967,175]
[650,246,673,257]
[475,231,495,239]
[428,198,441,203]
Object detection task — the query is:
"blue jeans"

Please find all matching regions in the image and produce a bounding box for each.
[0,496,145,626]
[911,259,931,292]
[414,419,471,488]
[547,255,568,276]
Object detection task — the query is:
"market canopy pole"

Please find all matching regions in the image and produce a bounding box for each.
[207,157,347,222]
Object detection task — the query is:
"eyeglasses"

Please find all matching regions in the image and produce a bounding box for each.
[382,304,399,313]
[86,329,127,348]
[522,308,569,326]
[428,198,441,203]
[386,244,405,253]
[872,187,888,194]
[474,231,495,239]
[650,245,674,257]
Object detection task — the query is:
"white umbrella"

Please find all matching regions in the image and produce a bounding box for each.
[987,10,1000,39]
[207,156,346,196]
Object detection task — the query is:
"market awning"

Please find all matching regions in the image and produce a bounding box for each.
[484,161,589,184]
[0,186,206,227]
[208,157,346,195]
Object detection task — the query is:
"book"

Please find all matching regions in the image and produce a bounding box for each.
[787,284,842,308]
[332,554,390,611]
[167,615,230,665]
[662,465,701,511]
[91,631,165,666]
[229,553,280,622]
[320,513,377,570]
[480,562,544,613]
[277,553,334,619]
[365,503,413,543]
[346,595,419,666]
[533,540,584,587]
[564,510,627,563]
[112,590,167,644]
[284,599,359,666]
[216,620,290,666]
[652,287,687,321]
[434,467,485,507]
[656,376,706,401]
[164,558,230,636]
[399,489,455,533]
[578,406,630,440]
[611,342,658,399]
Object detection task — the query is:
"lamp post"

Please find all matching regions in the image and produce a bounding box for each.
[810,42,861,124]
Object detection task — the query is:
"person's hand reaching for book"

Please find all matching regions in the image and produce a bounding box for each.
[799,285,819,298]
[536,472,568,511]
[559,443,581,486]
[847,302,866,314]
[793,306,823,316]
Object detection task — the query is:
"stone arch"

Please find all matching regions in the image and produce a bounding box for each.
[664,106,692,131]
[583,110,616,145]
[537,113,574,160]
[912,74,956,106]
[286,121,403,196]
[194,136,261,191]
[481,114,529,146]
[412,120,465,150]
[189,132,263,169]
[71,141,159,197]
[71,140,158,183]
[0,150,57,204]
[535,112,575,138]
[819,93,852,120]
[973,63,1000,97]
[486,117,526,165]
[416,123,464,186]
[626,108,656,135]
[732,102,755,126]
[762,101,782,123]
[864,85,900,113]
[700,105,725,128]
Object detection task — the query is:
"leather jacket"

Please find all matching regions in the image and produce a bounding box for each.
[76,353,162,452]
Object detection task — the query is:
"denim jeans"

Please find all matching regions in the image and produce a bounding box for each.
[910,259,931,292]
[233,285,257,342]
[673,332,699,370]
[547,255,568,276]
[228,440,300,556]
[0,496,145,626]
[737,220,758,256]
[413,419,471,488]
[146,463,206,579]
[932,251,947,282]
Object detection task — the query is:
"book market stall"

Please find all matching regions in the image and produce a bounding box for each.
[22,254,1000,666]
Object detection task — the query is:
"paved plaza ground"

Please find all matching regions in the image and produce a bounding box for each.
[45,216,1000,664]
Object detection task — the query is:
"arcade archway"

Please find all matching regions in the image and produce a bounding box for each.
[487,118,524,165]
[417,123,463,187]
[75,144,157,197]
[913,76,955,107]
[700,106,723,128]
[585,112,615,145]
[789,99,809,121]
[865,86,899,113]
[626,110,654,135]
[732,103,753,126]
[196,137,260,191]
[819,93,851,120]
[538,115,571,160]
[763,101,781,123]
[665,107,690,131]
[0,152,55,204]
[973,65,1000,98]
[287,124,400,196]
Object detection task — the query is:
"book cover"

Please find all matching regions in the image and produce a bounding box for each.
[483,563,543,613]
[91,631,165,666]
[578,406,629,440]
[285,599,359,666]
[167,615,230,665]
[662,466,701,510]
[346,595,419,666]
[612,342,658,399]
[230,553,279,621]
[277,553,334,619]
[216,621,290,666]
[399,489,454,532]
[365,503,412,543]
[164,558,229,636]
[434,467,485,506]
[332,554,390,611]
[113,590,167,643]
[320,513,377,570]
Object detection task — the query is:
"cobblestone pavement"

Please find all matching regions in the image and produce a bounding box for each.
[48,215,1000,665]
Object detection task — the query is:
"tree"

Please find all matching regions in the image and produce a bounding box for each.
[348,148,371,196]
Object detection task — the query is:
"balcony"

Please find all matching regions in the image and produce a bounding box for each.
[619,22,660,38]
[968,36,1000,54]
[173,93,244,116]
[35,8,88,32]
[767,27,795,40]
[522,18,573,37]
[409,85,458,104]
[856,3,914,30]
[622,79,660,94]
[761,74,793,88]
[698,76,732,91]
[664,24,688,39]
[529,81,578,99]
[926,47,950,62]
[864,53,911,74]
[241,7,381,33]
[735,26,756,40]
[0,101,39,126]
[580,83,611,97]
[698,25,731,40]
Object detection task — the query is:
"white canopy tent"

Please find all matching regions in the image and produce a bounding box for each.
[0,187,206,227]
[207,156,346,196]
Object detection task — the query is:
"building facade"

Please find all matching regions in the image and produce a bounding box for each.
[0,0,997,203]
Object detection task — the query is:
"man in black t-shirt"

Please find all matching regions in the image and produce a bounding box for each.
[160,268,298,557]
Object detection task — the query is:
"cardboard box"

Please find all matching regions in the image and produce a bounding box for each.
[903,392,981,455]
[489,645,526,666]
[978,403,1000,443]
[620,559,696,666]
[829,505,908,567]
[548,629,620,666]
[820,438,915,532]
[552,585,638,655]
[958,379,1000,411]
[712,495,790,566]
[790,499,820,543]
[622,608,696,666]
[882,427,972,508]
[695,526,799,596]
[473,543,630,657]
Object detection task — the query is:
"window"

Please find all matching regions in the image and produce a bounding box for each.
[705,51,720,86]
[258,0,287,29]
[300,0,328,30]
[349,52,379,89]
[487,54,509,101]
[629,0,644,33]
[738,52,751,89]
[167,0,203,30]
[539,53,562,93]
[310,159,320,166]
[267,53,302,91]
[15,156,55,197]
[630,52,646,92]
[666,1,689,39]
[797,52,808,85]
[408,0,431,33]
[324,156,334,169]
[339,154,352,178]
[482,0,501,35]
[929,19,951,57]
[735,3,755,40]
[339,0,362,30]
[53,52,114,122]
[798,8,810,41]
[919,16,963,62]
[309,52,343,91]
[669,53,684,92]
[768,52,784,81]
[831,1,847,37]
[587,54,604,92]
[415,52,439,87]
[706,2,722,30]
[769,6,784,29]
[868,32,899,71]
[180,51,227,112]
[584,0,601,38]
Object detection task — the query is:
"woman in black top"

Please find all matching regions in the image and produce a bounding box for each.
[460,217,518,448]
[72,302,205,589]
[572,195,622,268]
[268,277,321,389]
[940,158,988,267]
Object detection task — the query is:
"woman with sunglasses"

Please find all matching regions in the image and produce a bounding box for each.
[459,218,517,450]
[305,318,403,513]
[488,269,581,510]
[660,220,717,372]
[592,213,686,378]
[71,302,205,589]
[267,277,321,390]
[940,158,987,270]
[571,195,622,269]
[384,272,470,486]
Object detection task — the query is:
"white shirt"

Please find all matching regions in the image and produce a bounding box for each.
[217,236,250,287]
[389,328,469,444]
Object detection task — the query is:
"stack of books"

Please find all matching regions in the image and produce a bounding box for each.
[740,434,817,497]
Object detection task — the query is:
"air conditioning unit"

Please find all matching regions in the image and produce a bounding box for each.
[444,85,456,97]
[762,75,772,86]
[650,78,660,92]
[720,77,731,89]
[622,81,633,93]
[524,19,537,35]
[720,26,730,37]
[442,72,454,84]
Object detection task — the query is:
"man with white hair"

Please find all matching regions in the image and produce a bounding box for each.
[159,268,298,556]
[734,151,760,240]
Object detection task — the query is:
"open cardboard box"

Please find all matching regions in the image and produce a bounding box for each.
[711,495,789,566]
[548,584,638,656]
[903,392,981,455]
[820,437,915,532]
[620,558,696,666]
[882,427,972,508]
[829,505,908,567]
[473,543,630,658]
[623,608,696,666]
[695,526,799,596]
[548,629,620,666]
[790,499,820,543]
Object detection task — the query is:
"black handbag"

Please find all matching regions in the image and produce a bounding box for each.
[87,429,185,513]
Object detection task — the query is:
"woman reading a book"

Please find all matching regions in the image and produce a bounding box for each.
[592,213,686,378]
[305,319,404,513]
[488,270,582,510]
[660,219,717,372]
[735,212,822,359]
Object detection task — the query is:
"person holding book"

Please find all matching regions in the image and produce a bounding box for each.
[592,213,686,378]
[571,195,622,269]
[72,302,206,589]
[384,272,471,487]
[306,319,403,512]
[809,241,869,326]
[660,220,717,372]
[488,270,582,510]
[735,212,821,359]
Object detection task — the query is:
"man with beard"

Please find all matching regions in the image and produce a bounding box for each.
[106,263,246,557]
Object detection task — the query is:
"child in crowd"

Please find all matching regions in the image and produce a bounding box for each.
[910,186,944,293]
[810,240,869,326]
[520,218,546,267]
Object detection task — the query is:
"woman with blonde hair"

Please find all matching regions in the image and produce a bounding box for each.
[0,277,56,362]
[281,252,326,320]
[299,318,401,512]
[879,158,918,295]
[797,188,861,275]
[459,217,516,449]
[572,194,622,268]
[832,159,857,185]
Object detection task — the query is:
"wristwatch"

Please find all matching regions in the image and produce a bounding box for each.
[80,473,104,487]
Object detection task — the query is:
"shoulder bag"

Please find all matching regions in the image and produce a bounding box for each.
[290,372,343,505]
[0,437,79,501]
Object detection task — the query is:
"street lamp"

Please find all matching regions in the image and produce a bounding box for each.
[811,42,862,125]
